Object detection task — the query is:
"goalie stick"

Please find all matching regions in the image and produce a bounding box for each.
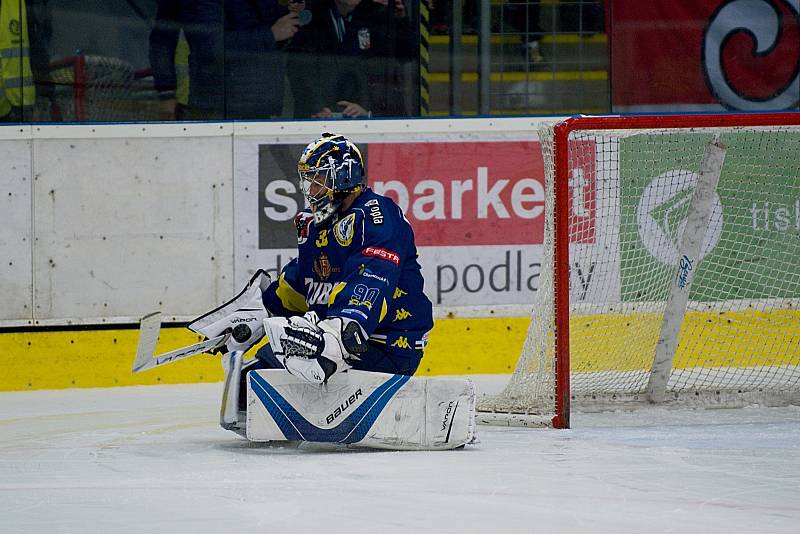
[131,311,231,373]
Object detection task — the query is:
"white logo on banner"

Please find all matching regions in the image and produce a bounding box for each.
[636,170,723,265]
[703,0,800,110]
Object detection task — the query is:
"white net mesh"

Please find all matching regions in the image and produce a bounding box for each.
[478,118,800,424]
[49,55,159,122]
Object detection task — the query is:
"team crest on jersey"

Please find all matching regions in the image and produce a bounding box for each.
[313,252,339,281]
[294,212,314,244]
[334,213,356,247]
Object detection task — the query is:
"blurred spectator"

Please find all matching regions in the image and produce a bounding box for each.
[149,0,225,119]
[1,0,52,122]
[26,0,54,120]
[360,0,417,117]
[428,0,446,34]
[224,0,300,118]
[506,1,544,64]
[427,0,477,35]
[150,0,299,120]
[287,0,372,118]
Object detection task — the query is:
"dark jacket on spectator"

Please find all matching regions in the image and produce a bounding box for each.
[150,0,288,120]
[223,0,288,118]
[287,0,372,117]
[149,0,225,118]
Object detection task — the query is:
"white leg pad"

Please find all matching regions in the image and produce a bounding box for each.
[245,369,476,450]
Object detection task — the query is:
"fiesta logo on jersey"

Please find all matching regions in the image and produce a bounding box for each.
[362,246,400,266]
[636,169,723,265]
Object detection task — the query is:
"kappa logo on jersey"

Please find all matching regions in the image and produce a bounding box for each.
[316,229,329,248]
[334,213,356,247]
[391,336,412,349]
[305,279,336,306]
[365,198,384,225]
[294,212,314,244]
[393,308,412,322]
[393,287,407,299]
[362,246,399,266]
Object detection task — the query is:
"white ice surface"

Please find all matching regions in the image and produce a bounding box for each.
[2,378,799,534]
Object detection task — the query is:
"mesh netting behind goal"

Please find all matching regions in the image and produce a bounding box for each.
[49,55,159,122]
[477,114,800,427]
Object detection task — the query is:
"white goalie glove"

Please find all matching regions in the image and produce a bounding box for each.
[188,270,272,354]
[263,312,369,385]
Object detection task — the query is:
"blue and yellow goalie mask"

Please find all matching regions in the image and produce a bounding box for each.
[298,133,365,225]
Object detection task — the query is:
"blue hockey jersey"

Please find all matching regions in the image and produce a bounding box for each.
[264,188,433,362]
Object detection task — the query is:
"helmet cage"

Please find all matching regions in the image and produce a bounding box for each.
[299,160,339,224]
[297,136,364,225]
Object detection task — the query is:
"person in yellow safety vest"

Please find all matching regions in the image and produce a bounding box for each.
[0,0,36,122]
[156,30,189,120]
[174,31,189,110]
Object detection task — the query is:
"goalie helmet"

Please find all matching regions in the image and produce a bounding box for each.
[298,133,365,225]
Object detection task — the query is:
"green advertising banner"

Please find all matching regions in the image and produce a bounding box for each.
[620,132,800,302]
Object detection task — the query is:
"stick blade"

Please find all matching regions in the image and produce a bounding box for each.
[133,312,163,373]
[134,333,231,373]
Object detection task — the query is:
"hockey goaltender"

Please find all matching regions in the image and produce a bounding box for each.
[135,134,476,450]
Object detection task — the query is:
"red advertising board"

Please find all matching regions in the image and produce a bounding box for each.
[366,141,595,247]
[611,0,800,111]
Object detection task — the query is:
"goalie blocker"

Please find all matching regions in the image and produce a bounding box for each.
[221,353,476,450]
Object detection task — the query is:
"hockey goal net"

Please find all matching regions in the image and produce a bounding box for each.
[48,55,159,122]
[477,113,800,428]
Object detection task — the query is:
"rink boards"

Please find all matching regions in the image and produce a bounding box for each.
[3,307,798,391]
[2,120,798,391]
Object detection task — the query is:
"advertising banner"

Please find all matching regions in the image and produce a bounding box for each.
[611,0,800,112]
[236,137,599,307]
[619,132,800,302]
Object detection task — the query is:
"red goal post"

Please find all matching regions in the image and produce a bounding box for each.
[477,112,800,429]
